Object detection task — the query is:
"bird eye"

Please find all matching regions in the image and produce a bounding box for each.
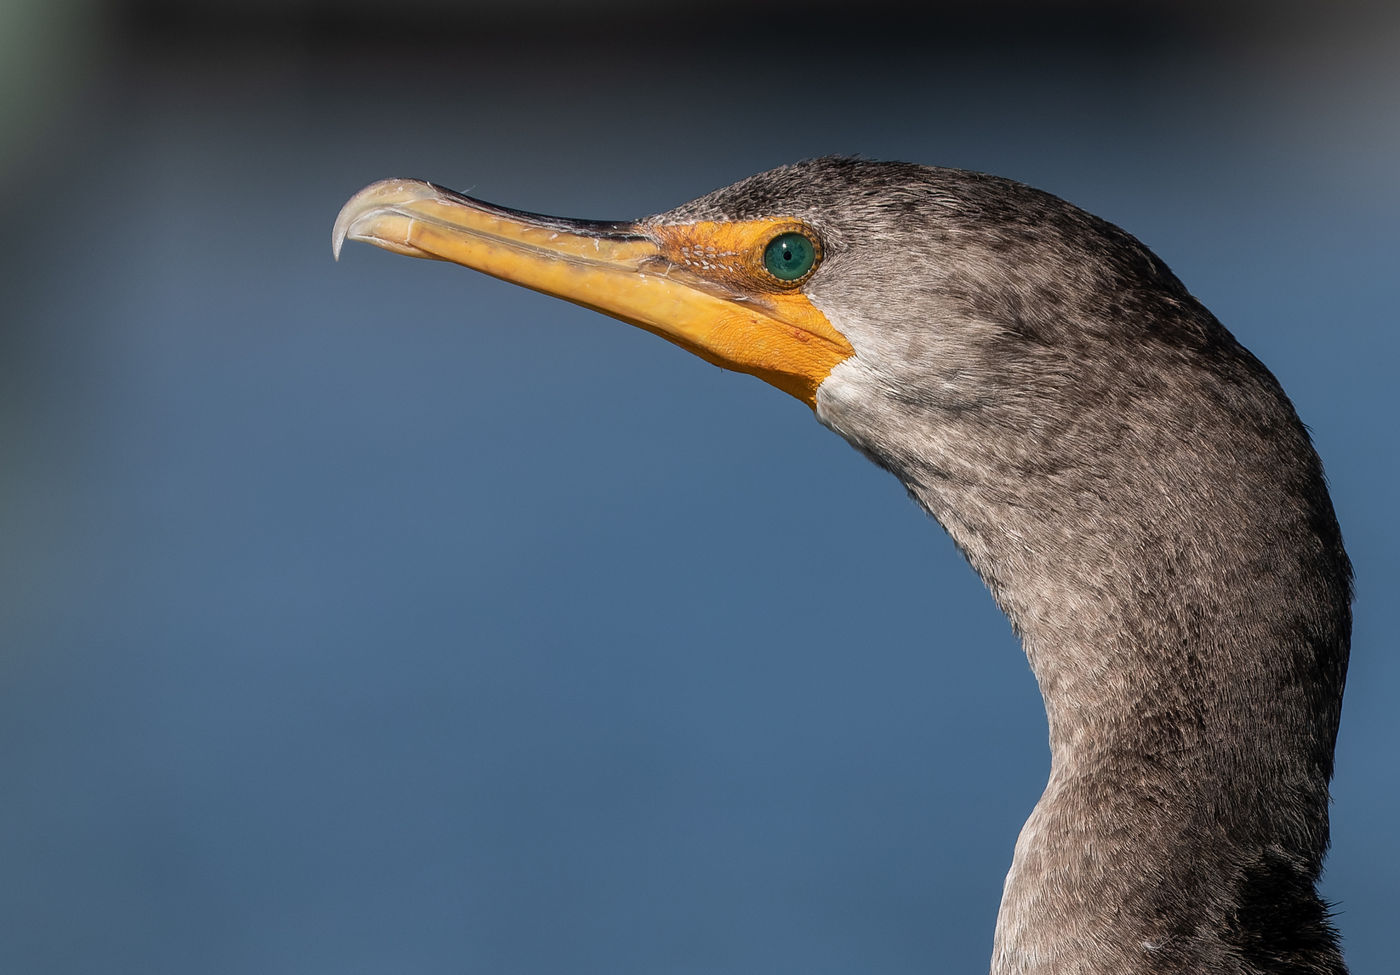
[762,231,818,282]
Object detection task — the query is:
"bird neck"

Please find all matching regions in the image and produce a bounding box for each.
[986,626,1344,975]
[817,395,1349,973]
[815,300,1351,972]
[899,444,1351,975]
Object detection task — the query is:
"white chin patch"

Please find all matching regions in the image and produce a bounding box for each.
[812,356,873,430]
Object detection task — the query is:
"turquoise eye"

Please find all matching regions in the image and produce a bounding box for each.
[762,231,817,282]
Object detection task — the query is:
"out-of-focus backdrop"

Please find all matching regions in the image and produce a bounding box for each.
[3,2,1396,972]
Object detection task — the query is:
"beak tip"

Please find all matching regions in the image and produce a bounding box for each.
[331,193,366,261]
[332,178,439,263]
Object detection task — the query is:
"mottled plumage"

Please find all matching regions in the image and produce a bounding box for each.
[662,158,1351,974]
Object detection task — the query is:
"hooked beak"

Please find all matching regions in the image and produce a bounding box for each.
[333,179,853,406]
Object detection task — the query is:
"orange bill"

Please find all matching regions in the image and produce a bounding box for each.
[333,179,853,406]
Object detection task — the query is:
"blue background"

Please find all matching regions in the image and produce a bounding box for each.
[3,3,1396,972]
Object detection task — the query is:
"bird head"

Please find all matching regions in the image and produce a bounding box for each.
[333,157,1210,470]
[332,156,1325,650]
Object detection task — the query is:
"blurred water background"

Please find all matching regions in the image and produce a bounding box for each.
[2,2,1396,972]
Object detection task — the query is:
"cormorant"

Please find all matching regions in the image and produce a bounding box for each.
[333,157,1352,975]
